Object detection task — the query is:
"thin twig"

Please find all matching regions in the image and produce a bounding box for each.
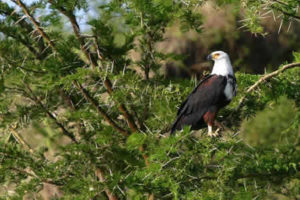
[9,127,34,154]
[10,167,64,186]
[73,80,130,137]
[271,5,300,20]
[24,83,78,143]
[14,0,58,53]
[48,0,97,68]
[235,62,300,111]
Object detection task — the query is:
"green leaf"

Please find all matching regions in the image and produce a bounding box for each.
[126,133,146,150]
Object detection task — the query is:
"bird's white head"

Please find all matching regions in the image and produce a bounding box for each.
[207,51,234,76]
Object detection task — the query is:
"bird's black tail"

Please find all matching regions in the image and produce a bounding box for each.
[170,115,181,134]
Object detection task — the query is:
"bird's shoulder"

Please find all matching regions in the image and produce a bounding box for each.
[196,74,227,90]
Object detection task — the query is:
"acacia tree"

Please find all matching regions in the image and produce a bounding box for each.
[0,0,300,199]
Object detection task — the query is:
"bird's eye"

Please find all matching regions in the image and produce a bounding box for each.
[213,53,220,59]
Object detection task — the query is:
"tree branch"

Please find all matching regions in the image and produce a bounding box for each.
[48,0,97,68]
[49,1,139,133]
[10,167,64,186]
[271,4,300,20]
[95,168,118,200]
[235,62,300,111]
[50,5,152,198]
[48,2,151,183]
[0,2,48,59]
[12,2,144,198]
[14,0,58,54]
[24,83,78,143]
[73,80,130,137]
[14,0,128,137]
[103,79,139,132]
[9,127,34,154]
[5,125,64,187]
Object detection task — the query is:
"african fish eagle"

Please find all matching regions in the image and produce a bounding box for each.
[171,51,237,136]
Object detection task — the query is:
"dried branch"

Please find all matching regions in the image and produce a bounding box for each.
[9,127,34,154]
[235,62,300,111]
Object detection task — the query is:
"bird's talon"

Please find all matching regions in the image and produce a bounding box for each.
[208,129,220,137]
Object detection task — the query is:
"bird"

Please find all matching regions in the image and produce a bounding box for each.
[171,51,237,136]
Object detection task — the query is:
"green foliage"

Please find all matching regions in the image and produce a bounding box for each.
[241,96,297,146]
[0,0,300,199]
[241,0,300,34]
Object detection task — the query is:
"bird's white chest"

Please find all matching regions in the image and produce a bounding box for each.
[224,82,234,100]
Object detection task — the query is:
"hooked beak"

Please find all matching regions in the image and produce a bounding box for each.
[207,54,212,61]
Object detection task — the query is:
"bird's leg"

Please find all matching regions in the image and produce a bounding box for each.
[204,112,219,137]
[207,124,220,137]
[207,125,214,137]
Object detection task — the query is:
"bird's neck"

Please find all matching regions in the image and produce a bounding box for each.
[211,58,234,77]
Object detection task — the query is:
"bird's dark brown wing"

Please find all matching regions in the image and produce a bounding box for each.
[176,75,213,116]
[171,75,227,134]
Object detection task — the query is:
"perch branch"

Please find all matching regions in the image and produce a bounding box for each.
[235,62,300,111]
